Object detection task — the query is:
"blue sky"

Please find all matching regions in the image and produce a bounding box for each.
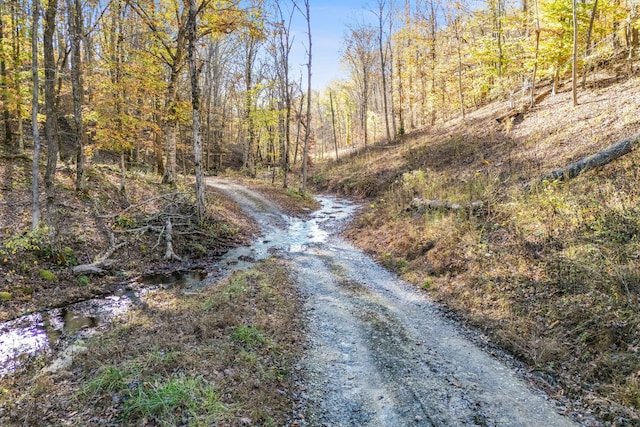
[288,0,376,90]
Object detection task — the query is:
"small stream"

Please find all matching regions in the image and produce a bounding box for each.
[0,196,357,378]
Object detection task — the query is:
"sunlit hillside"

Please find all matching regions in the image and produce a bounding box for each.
[312,66,640,424]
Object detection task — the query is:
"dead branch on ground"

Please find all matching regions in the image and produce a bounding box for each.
[72,229,126,275]
[406,197,485,214]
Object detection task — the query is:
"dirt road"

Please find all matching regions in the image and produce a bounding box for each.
[207,178,582,427]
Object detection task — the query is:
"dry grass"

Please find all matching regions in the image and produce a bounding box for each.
[312,72,640,423]
[0,258,303,426]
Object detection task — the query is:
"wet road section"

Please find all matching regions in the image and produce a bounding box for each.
[206,178,579,427]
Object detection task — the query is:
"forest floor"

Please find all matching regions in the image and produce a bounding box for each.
[310,71,640,424]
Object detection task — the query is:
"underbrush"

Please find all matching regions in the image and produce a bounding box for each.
[0,259,303,426]
[0,155,251,322]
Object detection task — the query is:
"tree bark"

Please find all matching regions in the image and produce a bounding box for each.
[66,0,86,190]
[377,0,391,143]
[571,0,579,106]
[582,0,598,88]
[0,12,12,147]
[530,0,540,107]
[330,90,339,161]
[300,0,312,193]
[11,1,25,152]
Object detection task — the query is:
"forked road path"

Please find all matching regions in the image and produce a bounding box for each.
[207,178,580,427]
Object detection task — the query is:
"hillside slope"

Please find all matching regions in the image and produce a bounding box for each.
[312,73,640,424]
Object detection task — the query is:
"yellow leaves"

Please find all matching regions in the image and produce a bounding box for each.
[202,7,244,36]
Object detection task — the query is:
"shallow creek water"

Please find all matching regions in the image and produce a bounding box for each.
[0,195,355,378]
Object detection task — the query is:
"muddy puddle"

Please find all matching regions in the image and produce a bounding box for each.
[0,195,357,378]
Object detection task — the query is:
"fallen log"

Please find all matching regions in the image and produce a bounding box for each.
[406,197,485,214]
[527,133,640,190]
[72,230,125,275]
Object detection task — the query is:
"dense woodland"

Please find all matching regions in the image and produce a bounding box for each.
[0,0,638,224]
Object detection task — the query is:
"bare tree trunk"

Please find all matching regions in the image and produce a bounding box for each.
[300,0,312,193]
[11,1,25,151]
[330,90,339,161]
[162,76,180,186]
[66,0,86,190]
[530,0,540,107]
[397,52,405,135]
[0,13,12,147]
[187,0,205,223]
[454,18,465,119]
[387,0,397,139]
[153,98,165,175]
[31,0,41,230]
[243,36,258,178]
[293,92,303,166]
[44,0,59,222]
[582,0,598,88]
[377,0,391,143]
[628,2,639,70]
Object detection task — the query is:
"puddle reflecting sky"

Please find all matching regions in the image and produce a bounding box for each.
[0,296,133,377]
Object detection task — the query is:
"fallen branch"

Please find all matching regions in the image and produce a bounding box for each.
[406,197,484,214]
[99,229,126,260]
[72,230,126,275]
[526,133,640,190]
[163,218,182,261]
[72,258,118,275]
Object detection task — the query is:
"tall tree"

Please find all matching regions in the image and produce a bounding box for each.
[43,0,59,221]
[271,0,294,187]
[572,0,578,106]
[127,0,189,186]
[11,0,27,151]
[32,0,41,230]
[187,0,205,222]
[293,0,311,191]
[0,7,12,146]
[373,0,392,143]
[343,24,376,147]
[66,0,86,189]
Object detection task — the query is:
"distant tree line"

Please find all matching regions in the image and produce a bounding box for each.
[311,0,639,159]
